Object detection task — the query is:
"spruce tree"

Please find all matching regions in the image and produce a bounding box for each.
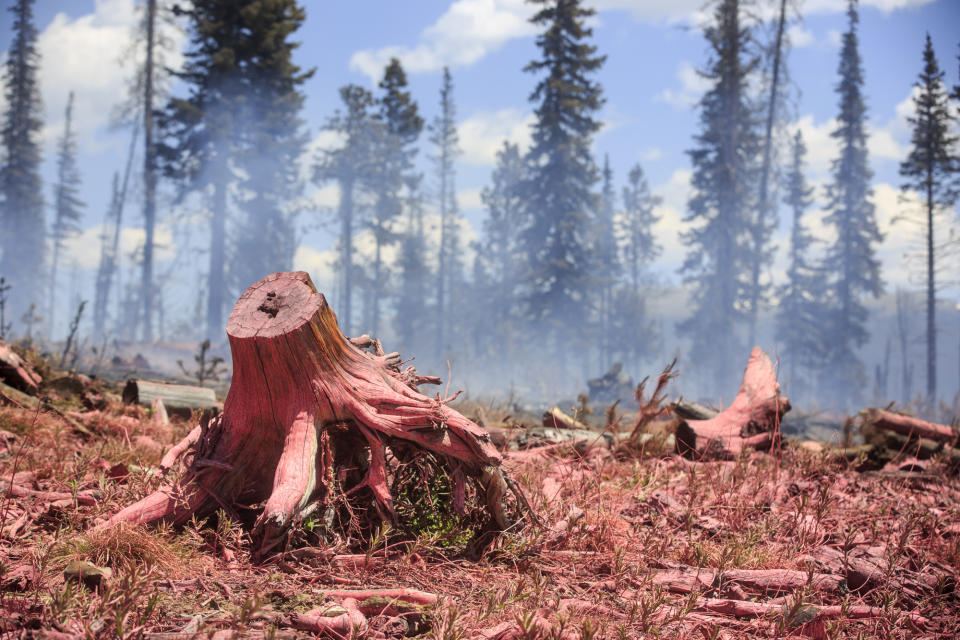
[620,163,661,294]
[158,1,243,340]
[158,1,310,341]
[617,162,662,375]
[594,155,620,369]
[519,0,605,358]
[314,84,381,335]
[49,92,85,338]
[821,0,883,403]
[898,34,958,402]
[368,59,423,336]
[230,0,312,299]
[677,0,760,394]
[429,67,462,358]
[394,173,429,353]
[775,131,824,398]
[476,142,525,366]
[0,0,44,312]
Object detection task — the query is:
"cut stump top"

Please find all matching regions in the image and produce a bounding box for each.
[227,271,326,340]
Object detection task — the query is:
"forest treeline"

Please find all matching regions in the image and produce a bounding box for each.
[0,0,958,408]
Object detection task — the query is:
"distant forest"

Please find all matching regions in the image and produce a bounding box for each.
[1,0,958,410]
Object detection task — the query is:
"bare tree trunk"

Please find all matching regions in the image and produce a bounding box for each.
[141,0,157,343]
[94,123,138,339]
[925,177,936,401]
[438,160,447,360]
[206,158,227,341]
[338,174,354,335]
[748,0,788,345]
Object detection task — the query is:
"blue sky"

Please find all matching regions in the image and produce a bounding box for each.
[1,0,959,328]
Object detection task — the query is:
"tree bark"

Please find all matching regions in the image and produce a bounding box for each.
[105,272,505,557]
[675,347,790,459]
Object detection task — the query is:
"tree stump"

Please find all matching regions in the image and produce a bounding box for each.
[104,272,507,556]
[675,347,790,459]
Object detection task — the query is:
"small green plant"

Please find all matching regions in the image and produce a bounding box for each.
[178,338,226,385]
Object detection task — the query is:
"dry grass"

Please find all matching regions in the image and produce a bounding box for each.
[2,383,959,639]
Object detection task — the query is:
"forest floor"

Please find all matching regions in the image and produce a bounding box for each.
[1,349,959,639]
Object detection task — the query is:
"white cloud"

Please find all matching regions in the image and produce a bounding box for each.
[293,245,337,293]
[789,106,910,181]
[36,0,186,155]
[349,0,537,82]
[787,24,815,49]
[806,0,934,12]
[62,222,176,270]
[310,184,342,210]
[640,147,662,162]
[457,187,484,211]
[457,108,534,166]
[655,62,711,109]
[593,0,933,24]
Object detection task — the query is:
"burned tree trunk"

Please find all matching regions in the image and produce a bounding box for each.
[676,347,790,459]
[104,272,506,556]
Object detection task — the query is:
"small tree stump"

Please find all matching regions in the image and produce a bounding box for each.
[104,272,506,556]
[675,347,790,459]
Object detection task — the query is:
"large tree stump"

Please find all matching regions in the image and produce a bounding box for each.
[104,272,506,556]
[675,347,790,459]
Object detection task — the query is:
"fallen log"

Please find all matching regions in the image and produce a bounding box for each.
[103,271,508,557]
[860,408,956,444]
[1,479,97,505]
[0,340,41,394]
[650,565,841,595]
[671,400,717,421]
[696,598,927,626]
[122,379,218,417]
[542,406,590,431]
[675,348,790,460]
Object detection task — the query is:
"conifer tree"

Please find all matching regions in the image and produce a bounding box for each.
[615,161,662,374]
[369,59,423,336]
[519,0,605,358]
[394,173,429,353]
[821,0,883,402]
[898,34,958,402]
[314,84,381,335]
[476,142,525,366]
[595,155,620,368]
[49,92,85,337]
[158,1,242,340]
[158,1,310,341]
[775,131,824,398]
[620,163,661,294]
[678,0,760,394]
[0,0,44,311]
[230,0,312,298]
[429,67,461,358]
